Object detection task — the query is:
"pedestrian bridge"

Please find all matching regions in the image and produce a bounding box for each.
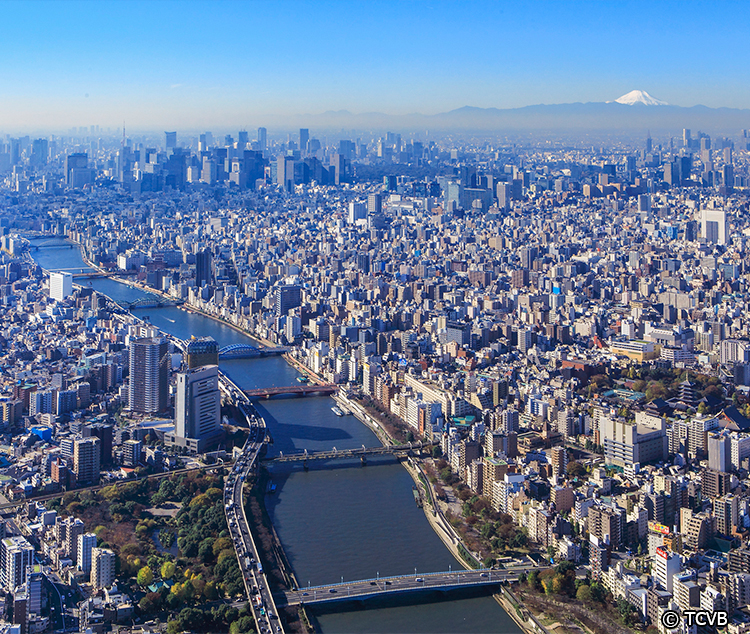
[219,344,289,359]
[263,441,436,463]
[279,568,521,606]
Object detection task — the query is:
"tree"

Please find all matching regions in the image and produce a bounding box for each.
[137,565,154,587]
[566,461,586,478]
[161,561,176,580]
[576,584,593,603]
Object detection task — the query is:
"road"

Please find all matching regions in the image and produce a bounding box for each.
[222,380,285,634]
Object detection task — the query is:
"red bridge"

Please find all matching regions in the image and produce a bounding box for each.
[243,384,337,399]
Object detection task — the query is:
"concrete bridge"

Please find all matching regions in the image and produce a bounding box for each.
[219,343,290,359]
[263,441,437,463]
[279,568,525,606]
[243,384,337,399]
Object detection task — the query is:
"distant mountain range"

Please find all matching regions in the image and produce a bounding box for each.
[294,92,750,135]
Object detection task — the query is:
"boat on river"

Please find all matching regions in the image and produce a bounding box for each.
[331,406,344,417]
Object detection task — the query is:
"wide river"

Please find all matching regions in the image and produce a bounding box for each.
[30,238,521,633]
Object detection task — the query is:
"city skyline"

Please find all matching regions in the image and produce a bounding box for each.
[3,0,750,130]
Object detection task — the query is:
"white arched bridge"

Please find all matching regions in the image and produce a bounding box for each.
[219,344,289,359]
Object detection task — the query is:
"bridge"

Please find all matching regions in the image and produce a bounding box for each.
[279,568,526,606]
[118,296,182,310]
[263,441,437,463]
[243,384,337,399]
[219,343,290,359]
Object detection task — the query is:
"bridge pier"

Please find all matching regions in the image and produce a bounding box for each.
[360,455,367,466]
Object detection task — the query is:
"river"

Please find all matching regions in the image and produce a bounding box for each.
[29,238,521,634]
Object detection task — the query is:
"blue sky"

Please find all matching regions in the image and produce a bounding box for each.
[2,0,750,130]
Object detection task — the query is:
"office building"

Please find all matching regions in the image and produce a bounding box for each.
[299,128,309,153]
[195,248,213,287]
[276,285,302,316]
[257,127,267,151]
[701,207,727,244]
[173,365,221,452]
[0,536,34,591]
[91,548,115,590]
[165,131,177,150]
[49,272,72,302]
[186,336,219,368]
[73,437,100,485]
[128,337,169,413]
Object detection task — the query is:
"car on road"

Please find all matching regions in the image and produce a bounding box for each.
[369,581,377,585]
[480,573,488,577]
[384,581,391,585]
[415,577,424,582]
[328,588,336,593]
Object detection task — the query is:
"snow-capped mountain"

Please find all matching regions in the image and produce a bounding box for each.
[613,90,668,106]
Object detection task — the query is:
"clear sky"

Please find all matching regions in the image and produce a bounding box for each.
[2,0,750,131]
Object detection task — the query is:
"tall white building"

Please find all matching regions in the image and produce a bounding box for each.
[91,548,115,590]
[0,536,34,591]
[701,207,727,244]
[653,546,681,594]
[49,272,72,302]
[173,365,221,452]
[77,533,97,575]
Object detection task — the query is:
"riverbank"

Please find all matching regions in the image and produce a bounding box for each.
[334,391,551,634]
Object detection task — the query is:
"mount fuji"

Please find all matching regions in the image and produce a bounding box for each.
[612,90,669,106]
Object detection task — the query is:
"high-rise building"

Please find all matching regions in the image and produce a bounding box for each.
[367,193,382,216]
[91,548,115,590]
[653,546,681,594]
[77,533,96,574]
[66,152,92,188]
[186,336,219,368]
[299,128,309,153]
[128,338,169,413]
[165,131,177,150]
[173,365,221,452]
[84,423,113,467]
[73,437,100,485]
[257,127,267,151]
[276,285,302,316]
[49,272,72,302]
[701,207,727,244]
[0,536,34,591]
[195,248,213,287]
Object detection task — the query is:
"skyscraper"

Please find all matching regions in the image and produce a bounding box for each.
[128,338,169,413]
[195,248,213,287]
[257,127,267,152]
[299,128,309,153]
[165,131,177,150]
[174,365,221,452]
[49,272,72,302]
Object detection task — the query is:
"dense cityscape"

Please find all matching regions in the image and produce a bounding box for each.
[0,112,744,634]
